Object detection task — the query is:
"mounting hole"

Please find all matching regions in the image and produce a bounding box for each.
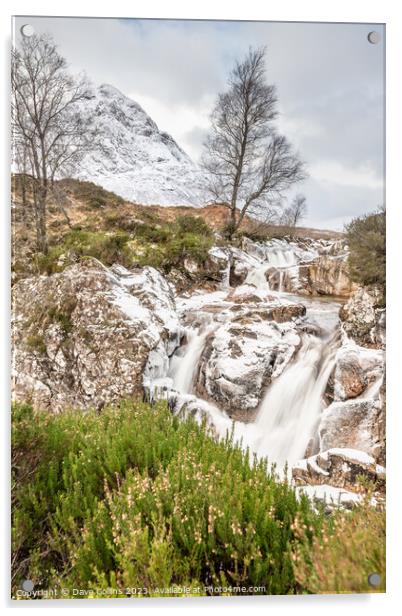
[368,572,381,587]
[21,24,35,37]
[367,31,380,45]
[22,579,34,592]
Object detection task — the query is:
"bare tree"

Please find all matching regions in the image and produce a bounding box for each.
[12,34,94,253]
[281,193,307,227]
[202,47,306,239]
[12,139,32,225]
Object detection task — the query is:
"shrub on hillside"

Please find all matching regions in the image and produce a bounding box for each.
[345,207,385,299]
[35,229,133,274]
[293,492,385,593]
[11,401,384,598]
[12,401,323,597]
[176,214,213,237]
[65,180,125,210]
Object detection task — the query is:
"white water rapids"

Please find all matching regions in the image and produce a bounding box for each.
[236,331,339,470]
[146,246,342,474]
[169,322,214,394]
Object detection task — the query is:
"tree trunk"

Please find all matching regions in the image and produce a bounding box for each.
[36,184,48,254]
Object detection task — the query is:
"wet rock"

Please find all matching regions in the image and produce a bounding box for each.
[229,261,248,287]
[265,267,281,290]
[12,259,181,412]
[339,286,385,348]
[299,256,357,297]
[195,315,301,421]
[226,289,263,304]
[332,349,367,399]
[205,247,231,283]
[338,345,382,399]
[269,303,306,323]
[183,258,199,274]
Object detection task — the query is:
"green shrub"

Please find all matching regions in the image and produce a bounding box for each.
[345,207,386,299]
[135,223,172,243]
[12,401,328,598]
[293,493,385,593]
[176,214,213,237]
[165,233,213,266]
[35,230,134,274]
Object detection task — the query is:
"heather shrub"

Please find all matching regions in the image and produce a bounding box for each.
[293,493,385,593]
[12,401,321,597]
[12,402,384,598]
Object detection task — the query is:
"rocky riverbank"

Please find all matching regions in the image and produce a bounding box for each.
[11,235,386,505]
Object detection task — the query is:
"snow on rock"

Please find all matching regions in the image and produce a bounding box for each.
[295,484,371,511]
[318,396,385,463]
[195,307,301,421]
[325,335,384,402]
[12,259,181,412]
[73,84,208,206]
[170,392,233,438]
[292,447,385,495]
[340,286,385,348]
[226,236,355,297]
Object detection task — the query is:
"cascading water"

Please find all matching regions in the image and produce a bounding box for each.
[243,245,299,293]
[267,248,298,292]
[158,241,343,475]
[244,264,271,291]
[251,332,338,469]
[169,326,210,394]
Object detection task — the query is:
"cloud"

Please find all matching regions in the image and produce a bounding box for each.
[310,161,383,190]
[13,16,385,229]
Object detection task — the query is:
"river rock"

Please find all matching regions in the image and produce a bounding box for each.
[339,286,385,348]
[299,255,357,297]
[325,339,384,402]
[292,448,385,494]
[195,312,301,421]
[12,259,181,412]
[318,395,385,463]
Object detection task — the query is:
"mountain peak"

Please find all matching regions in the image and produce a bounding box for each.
[73,86,208,206]
[98,83,126,97]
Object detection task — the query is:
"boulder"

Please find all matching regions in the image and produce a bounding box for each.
[229,261,249,287]
[205,247,231,284]
[324,333,384,405]
[339,286,385,348]
[299,255,357,297]
[195,313,301,421]
[318,395,385,463]
[292,448,385,494]
[12,259,181,412]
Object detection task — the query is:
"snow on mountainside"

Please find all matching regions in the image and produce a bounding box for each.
[73,84,209,206]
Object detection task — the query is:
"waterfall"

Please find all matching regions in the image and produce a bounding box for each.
[163,238,343,476]
[244,264,271,291]
[169,321,214,394]
[267,248,298,292]
[252,332,338,470]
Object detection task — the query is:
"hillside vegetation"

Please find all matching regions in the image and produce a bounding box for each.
[12,176,342,284]
[346,207,386,301]
[12,401,385,598]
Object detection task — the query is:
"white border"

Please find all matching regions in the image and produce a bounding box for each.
[1,1,401,614]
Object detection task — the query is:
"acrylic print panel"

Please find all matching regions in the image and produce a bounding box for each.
[11,16,385,599]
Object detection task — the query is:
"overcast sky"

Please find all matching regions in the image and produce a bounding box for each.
[14,16,385,230]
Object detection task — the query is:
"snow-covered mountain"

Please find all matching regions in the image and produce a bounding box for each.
[74,84,208,206]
